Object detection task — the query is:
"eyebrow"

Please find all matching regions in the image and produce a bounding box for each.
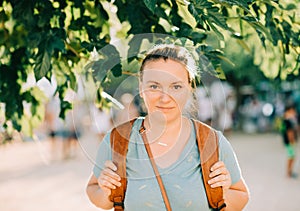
[145,80,184,84]
[146,81,160,84]
[171,81,184,85]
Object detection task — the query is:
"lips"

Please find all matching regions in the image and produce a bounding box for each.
[156,106,175,111]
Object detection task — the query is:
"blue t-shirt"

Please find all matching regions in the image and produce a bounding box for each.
[93,118,241,211]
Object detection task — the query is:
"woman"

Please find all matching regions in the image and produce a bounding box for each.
[86,44,249,210]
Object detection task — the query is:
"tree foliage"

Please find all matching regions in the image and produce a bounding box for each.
[0,0,299,135]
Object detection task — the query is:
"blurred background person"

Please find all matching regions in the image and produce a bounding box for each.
[90,104,113,141]
[45,95,82,160]
[195,87,213,126]
[218,91,236,136]
[61,108,81,160]
[281,103,298,178]
[44,95,62,160]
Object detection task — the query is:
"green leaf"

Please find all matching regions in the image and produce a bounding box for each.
[68,72,77,91]
[11,115,21,132]
[83,61,95,73]
[170,0,183,27]
[217,0,250,11]
[28,32,42,48]
[207,11,228,30]
[34,51,51,81]
[96,1,109,20]
[178,22,193,37]
[189,1,229,32]
[190,31,207,43]
[90,44,122,81]
[285,3,297,10]
[20,115,32,137]
[111,63,122,77]
[188,4,205,29]
[216,54,235,67]
[114,0,128,22]
[207,22,224,40]
[236,39,251,53]
[155,5,169,20]
[143,0,157,14]
[0,10,9,22]
[11,1,35,24]
[23,91,33,103]
[50,38,65,52]
[59,100,72,119]
[192,0,213,8]
[101,44,121,68]
[36,2,54,28]
[96,88,102,106]
[0,29,9,45]
[242,16,273,43]
[92,59,107,82]
[231,32,243,40]
[128,36,144,63]
[215,66,226,80]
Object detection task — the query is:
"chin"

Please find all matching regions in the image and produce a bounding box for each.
[148,110,179,122]
[163,112,182,123]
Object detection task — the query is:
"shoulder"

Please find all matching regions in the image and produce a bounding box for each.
[191,119,215,135]
[191,119,211,128]
[216,131,238,160]
[191,119,234,154]
[110,117,144,140]
[113,117,143,129]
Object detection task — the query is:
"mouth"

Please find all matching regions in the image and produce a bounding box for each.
[156,106,175,111]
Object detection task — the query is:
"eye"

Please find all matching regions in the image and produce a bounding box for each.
[150,84,159,89]
[173,84,182,90]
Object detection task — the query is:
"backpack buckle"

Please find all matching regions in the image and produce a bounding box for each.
[113,201,124,209]
[212,202,226,211]
[113,196,124,209]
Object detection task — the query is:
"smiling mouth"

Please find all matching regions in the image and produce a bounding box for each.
[156,106,175,111]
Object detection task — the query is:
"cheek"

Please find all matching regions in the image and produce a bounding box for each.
[141,90,159,106]
[173,90,191,107]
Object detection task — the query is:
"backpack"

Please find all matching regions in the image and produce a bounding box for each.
[109,118,226,211]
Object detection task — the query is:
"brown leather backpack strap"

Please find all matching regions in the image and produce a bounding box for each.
[192,119,226,211]
[109,119,137,211]
[139,124,172,211]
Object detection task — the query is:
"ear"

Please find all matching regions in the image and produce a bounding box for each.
[139,80,143,99]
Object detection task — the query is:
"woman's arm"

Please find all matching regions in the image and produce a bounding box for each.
[86,161,121,210]
[209,161,249,211]
[224,178,249,211]
[86,174,113,209]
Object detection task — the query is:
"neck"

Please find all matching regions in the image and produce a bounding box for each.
[144,114,184,134]
[143,115,190,150]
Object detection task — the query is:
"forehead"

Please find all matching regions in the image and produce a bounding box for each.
[142,59,189,83]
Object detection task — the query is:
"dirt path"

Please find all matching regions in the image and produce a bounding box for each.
[0,133,104,211]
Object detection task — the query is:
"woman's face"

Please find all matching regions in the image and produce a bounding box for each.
[140,58,191,122]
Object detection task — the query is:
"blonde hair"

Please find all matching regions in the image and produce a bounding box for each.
[140,44,198,84]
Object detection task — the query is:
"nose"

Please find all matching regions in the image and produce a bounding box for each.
[159,90,172,103]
